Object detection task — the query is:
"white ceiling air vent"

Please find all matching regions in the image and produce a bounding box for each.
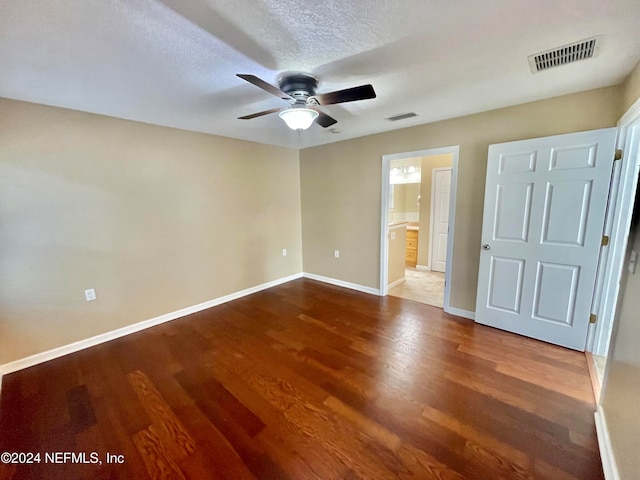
[386,112,418,122]
[528,37,599,73]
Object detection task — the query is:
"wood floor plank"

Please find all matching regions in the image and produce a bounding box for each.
[323,395,402,452]
[127,370,196,460]
[66,384,98,433]
[0,278,603,479]
[132,425,187,480]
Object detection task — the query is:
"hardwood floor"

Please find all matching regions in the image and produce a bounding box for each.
[0,278,603,479]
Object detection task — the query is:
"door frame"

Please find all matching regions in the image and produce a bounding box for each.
[379,145,460,313]
[428,167,453,272]
[588,98,640,355]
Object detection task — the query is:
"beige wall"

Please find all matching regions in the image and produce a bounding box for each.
[403,184,420,214]
[417,154,453,267]
[389,183,419,217]
[300,85,621,310]
[0,98,302,365]
[387,226,407,286]
[390,184,406,214]
[599,63,640,480]
[622,58,640,113]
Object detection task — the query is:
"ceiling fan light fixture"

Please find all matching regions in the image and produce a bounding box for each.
[279,108,319,131]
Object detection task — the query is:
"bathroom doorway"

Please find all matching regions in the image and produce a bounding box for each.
[380,146,459,311]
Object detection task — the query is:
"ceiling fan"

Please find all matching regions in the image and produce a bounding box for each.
[236,73,376,131]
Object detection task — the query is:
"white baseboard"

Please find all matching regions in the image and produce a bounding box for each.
[416,264,431,271]
[444,306,475,320]
[388,277,406,289]
[303,272,380,296]
[595,409,621,480]
[0,272,304,384]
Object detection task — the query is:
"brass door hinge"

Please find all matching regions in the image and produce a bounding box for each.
[602,235,610,246]
[590,313,597,324]
[614,149,623,161]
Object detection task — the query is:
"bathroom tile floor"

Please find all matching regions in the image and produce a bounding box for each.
[388,268,445,307]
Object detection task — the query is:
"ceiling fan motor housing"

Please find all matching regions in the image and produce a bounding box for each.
[278,73,318,104]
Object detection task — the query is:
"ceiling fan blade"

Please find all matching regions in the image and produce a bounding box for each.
[315,84,376,105]
[238,107,283,120]
[237,74,292,100]
[311,108,338,128]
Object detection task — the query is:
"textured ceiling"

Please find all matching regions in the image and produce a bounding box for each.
[1,0,639,149]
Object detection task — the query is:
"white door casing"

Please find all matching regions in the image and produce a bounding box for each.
[589,101,640,356]
[430,168,451,272]
[380,146,460,317]
[475,128,617,350]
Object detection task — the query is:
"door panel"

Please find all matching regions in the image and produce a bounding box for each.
[532,262,580,325]
[498,151,537,174]
[475,128,616,350]
[431,168,451,272]
[488,257,525,313]
[494,183,533,242]
[435,233,448,262]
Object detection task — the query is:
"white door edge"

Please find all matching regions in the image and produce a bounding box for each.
[428,167,452,272]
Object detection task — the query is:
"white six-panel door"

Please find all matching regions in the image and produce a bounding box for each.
[475,128,617,350]
[431,168,451,272]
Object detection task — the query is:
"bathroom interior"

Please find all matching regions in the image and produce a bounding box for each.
[387,153,452,308]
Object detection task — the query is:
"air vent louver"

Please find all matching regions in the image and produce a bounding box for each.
[386,112,418,122]
[528,37,598,73]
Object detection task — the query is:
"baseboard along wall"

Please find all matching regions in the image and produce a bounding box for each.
[0,273,305,388]
[0,271,474,393]
[594,409,621,480]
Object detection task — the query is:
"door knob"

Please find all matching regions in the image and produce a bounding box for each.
[482,244,491,250]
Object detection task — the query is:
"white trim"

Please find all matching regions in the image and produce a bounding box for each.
[444,306,476,320]
[428,170,435,271]
[380,156,392,294]
[303,272,380,295]
[618,95,640,127]
[588,102,640,355]
[428,167,452,273]
[380,145,460,315]
[585,351,602,403]
[595,409,621,480]
[387,277,406,289]
[0,272,304,380]
[443,149,459,311]
[415,264,431,271]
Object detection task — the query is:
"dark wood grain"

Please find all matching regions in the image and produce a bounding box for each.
[0,278,603,479]
[66,385,97,433]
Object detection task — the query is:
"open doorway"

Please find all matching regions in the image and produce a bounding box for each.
[380,146,459,312]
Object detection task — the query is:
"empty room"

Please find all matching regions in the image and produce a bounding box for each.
[1,1,640,479]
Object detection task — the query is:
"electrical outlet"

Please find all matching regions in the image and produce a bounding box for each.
[334,250,340,258]
[282,248,287,257]
[85,288,96,302]
[390,231,396,240]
